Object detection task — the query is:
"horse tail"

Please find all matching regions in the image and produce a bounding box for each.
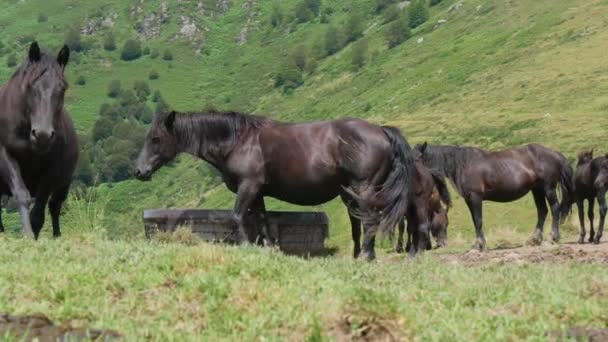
[558,156,574,221]
[430,168,452,209]
[373,126,415,234]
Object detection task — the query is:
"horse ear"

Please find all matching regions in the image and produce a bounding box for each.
[28,41,41,63]
[420,141,428,154]
[165,111,176,131]
[57,45,70,69]
[590,149,594,157]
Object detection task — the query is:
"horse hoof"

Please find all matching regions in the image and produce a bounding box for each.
[526,236,542,246]
[578,237,585,244]
[589,237,595,244]
[593,238,601,245]
[358,252,376,262]
[395,246,404,254]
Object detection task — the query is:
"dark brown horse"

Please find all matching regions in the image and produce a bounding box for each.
[0,42,78,238]
[414,142,573,250]
[135,111,415,260]
[394,161,452,257]
[574,150,608,244]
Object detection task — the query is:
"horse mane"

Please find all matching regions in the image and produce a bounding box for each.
[9,51,65,84]
[417,144,484,195]
[169,110,271,160]
[577,150,593,166]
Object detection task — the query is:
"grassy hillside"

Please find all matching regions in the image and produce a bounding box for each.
[1,0,608,249]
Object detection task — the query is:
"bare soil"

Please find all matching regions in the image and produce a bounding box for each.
[440,241,608,266]
[0,312,121,341]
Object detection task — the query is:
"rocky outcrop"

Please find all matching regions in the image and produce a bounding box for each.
[133,1,170,40]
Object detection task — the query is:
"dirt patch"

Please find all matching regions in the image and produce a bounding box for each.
[440,241,608,266]
[548,326,608,341]
[330,313,408,341]
[0,313,121,341]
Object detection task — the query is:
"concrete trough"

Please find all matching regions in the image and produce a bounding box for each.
[143,209,329,255]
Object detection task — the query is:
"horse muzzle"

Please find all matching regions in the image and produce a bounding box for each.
[134,168,152,181]
[30,129,55,153]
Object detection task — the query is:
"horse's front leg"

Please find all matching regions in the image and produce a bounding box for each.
[251,196,274,247]
[576,199,585,244]
[395,220,405,253]
[0,146,33,238]
[594,191,607,244]
[588,198,596,243]
[0,198,4,234]
[530,188,548,245]
[545,186,561,243]
[233,181,261,245]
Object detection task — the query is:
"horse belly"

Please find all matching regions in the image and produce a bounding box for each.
[483,187,530,202]
[263,178,341,206]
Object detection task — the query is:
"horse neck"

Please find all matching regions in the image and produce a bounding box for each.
[173,114,236,165]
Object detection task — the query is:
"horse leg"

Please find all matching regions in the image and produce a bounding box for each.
[48,186,70,238]
[359,223,377,261]
[465,195,485,250]
[587,198,595,243]
[251,197,274,246]
[0,147,33,238]
[545,185,561,243]
[340,195,362,258]
[30,187,51,240]
[406,216,418,258]
[576,200,585,244]
[395,220,405,253]
[233,181,261,245]
[0,199,4,233]
[593,192,607,244]
[530,188,548,245]
[415,205,432,254]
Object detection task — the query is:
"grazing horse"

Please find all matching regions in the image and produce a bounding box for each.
[135,111,415,260]
[394,161,452,257]
[0,42,78,238]
[574,150,608,244]
[414,142,573,250]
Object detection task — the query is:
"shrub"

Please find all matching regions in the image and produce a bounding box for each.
[305,0,321,16]
[103,33,116,51]
[143,46,150,55]
[92,118,113,142]
[107,80,122,98]
[275,65,303,92]
[295,1,313,23]
[133,80,151,101]
[65,28,85,52]
[37,13,48,23]
[150,49,159,59]
[386,15,411,48]
[121,39,142,61]
[351,39,368,69]
[0,41,5,56]
[156,97,171,113]
[382,5,400,24]
[76,75,86,86]
[6,54,17,68]
[408,0,429,28]
[344,13,365,43]
[152,90,163,103]
[162,49,173,61]
[375,0,397,12]
[270,2,284,27]
[430,0,443,5]
[148,69,159,80]
[291,45,308,71]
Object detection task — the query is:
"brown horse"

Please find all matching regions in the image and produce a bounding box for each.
[574,150,608,244]
[135,111,415,260]
[414,142,573,250]
[394,161,452,257]
[0,42,78,238]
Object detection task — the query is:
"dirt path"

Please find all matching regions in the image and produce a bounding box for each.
[440,241,608,265]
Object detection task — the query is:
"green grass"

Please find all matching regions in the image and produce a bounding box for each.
[1,232,607,340]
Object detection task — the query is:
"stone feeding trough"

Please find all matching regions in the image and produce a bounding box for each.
[143,209,329,255]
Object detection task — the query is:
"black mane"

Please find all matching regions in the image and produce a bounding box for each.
[11,51,64,81]
[415,144,485,195]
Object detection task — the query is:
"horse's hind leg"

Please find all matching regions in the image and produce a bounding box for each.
[251,197,273,246]
[340,195,362,258]
[0,200,4,233]
[395,220,405,253]
[587,198,595,243]
[576,200,586,243]
[465,195,485,250]
[530,188,548,245]
[545,185,561,243]
[593,192,607,244]
[49,186,70,238]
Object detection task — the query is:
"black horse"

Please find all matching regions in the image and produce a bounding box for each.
[414,142,573,250]
[135,110,415,260]
[574,150,608,244]
[0,42,79,238]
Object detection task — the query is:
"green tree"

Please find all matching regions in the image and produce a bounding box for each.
[103,33,116,51]
[149,69,159,80]
[295,1,313,23]
[351,39,368,69]
[344,13,365,43]
[152,90,163,103]
[382,4,400,24]
[6,54,17,68]
[107,80,122,98]
[386,14,411,48]
[156,97,171,113]
[121,39,142,61]
[430,0,443,5]
[76,75,86,86]
[291,45,308,71]
[375,0,397,12]
[408,0,429,28]
[305,0,321,16]
[92,118,113,142]
[133,80,151,101]
[274,64,303,93]
[74,152,95,186]
[324,25,343,55]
